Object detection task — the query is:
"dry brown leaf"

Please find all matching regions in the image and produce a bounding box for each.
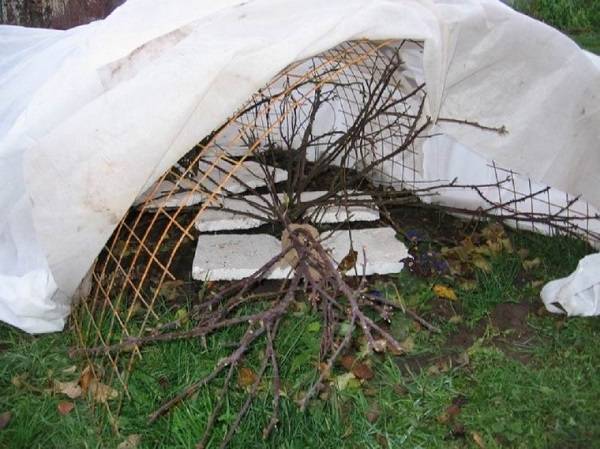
[340,355,355,371]
[338,249,358,273]
[57,401,75,416]
[481,223,505,240]
[88,380,118,403]
[449,315,463,324]
[437,403,462,424]
[54,380,82,399]
[471,431,486,449]
[522,258,541,271]
[501,238,513,252]
[11,374,25,388]
[79,365,95,394]
[158,280,185,301]
[459,279,477,291]
[530,280,545,289]
[472,256,492,273]
[372,339,387,353]
[366,406,381,423]
[0,411,11,430]
[237,367,257,388]
[317,362,331,379]
[117,434,142,449]
[433,284,458,301]
[352,362,374,381]
[486,240,503,253]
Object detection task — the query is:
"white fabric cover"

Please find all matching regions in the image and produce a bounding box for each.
[1,0,599,332]
[542,254,600,316]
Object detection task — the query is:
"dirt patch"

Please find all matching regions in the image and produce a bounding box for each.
[488,301,538,364]
[397,299,541,376]
[490,302,532,334]
[426,298,463,323]
[450,300,538,365]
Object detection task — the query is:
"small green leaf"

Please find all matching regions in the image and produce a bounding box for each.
[307,321,321,333]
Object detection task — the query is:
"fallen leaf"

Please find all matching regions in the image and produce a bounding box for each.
[372,339,387,353]
[471,431,486,449]
[472,256,492,273]
[449,315,463,324]
[11,374,25,388]
[459,279,477,291]
[522,258,541,271]
[174,308,189,326]
[318,384,331,401]
[500,238,513,253]
[427,365,439,376]
[433,284,458,301]
[62,365,77,374]
[437,396,466,424]
[481,223,505,240]
[340,355,355,371]
[317,362,331,379]
[57,401,75,416]
[307,321,321,333]
[352,362,374,381]
[0,411,11,430]
[530,280,545,289]
[54,380,82,399]
[88,381,118,403]
[366,406,381,423]
[157,280,185,301]
[334,372,357,391]
[338,249,358,273]
[237,367,257,388]
[486,239,503,253]
[117,434,142,449]
[79,365,95,395]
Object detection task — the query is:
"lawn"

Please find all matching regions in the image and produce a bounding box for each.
[512,0,600,54]
[2,216,599,449]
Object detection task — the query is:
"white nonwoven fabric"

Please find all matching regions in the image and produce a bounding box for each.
[1,0,599,332]
[542,254,600,316]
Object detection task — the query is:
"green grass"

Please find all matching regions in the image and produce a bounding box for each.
[571,31,600,54]
[512,0,600,54]
[1,227,600,449]
[513,0,599,32]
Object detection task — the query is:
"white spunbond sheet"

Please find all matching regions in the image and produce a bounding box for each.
[542,253,600,316]
[1,0,599,332]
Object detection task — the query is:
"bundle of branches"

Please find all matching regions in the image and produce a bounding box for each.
[74,218,440,448]
[73,48,449,448]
